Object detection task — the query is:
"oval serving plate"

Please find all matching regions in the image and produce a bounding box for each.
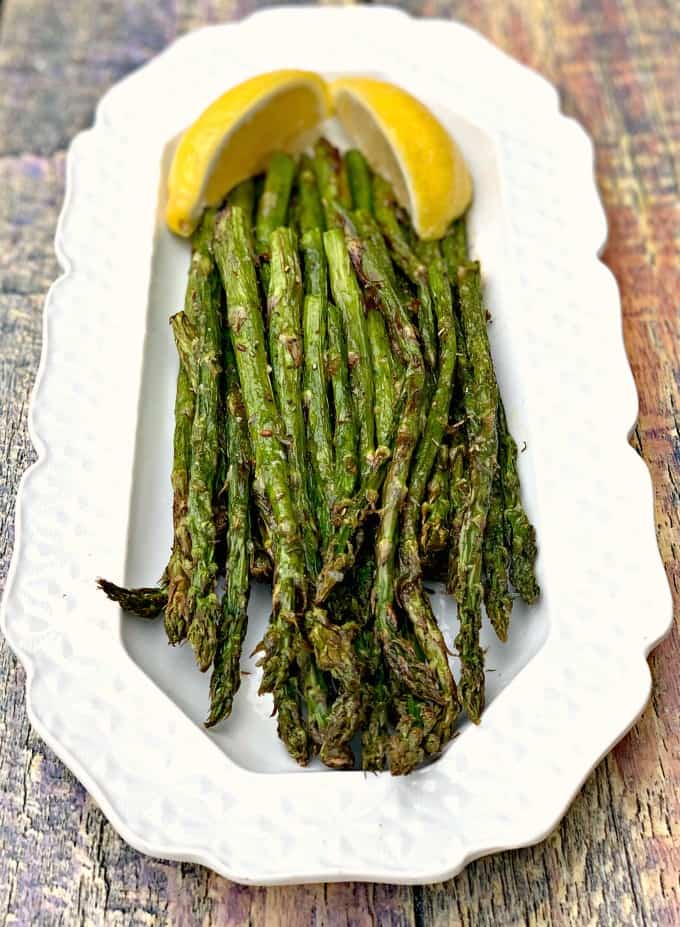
[0,6,671,885]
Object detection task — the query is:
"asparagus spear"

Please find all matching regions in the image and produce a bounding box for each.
[371,176,419,290]
[311,138,350,230]
[441,217,469,278]
[445,424,469,599]
[324,228,376,480]
[404,242,458,508]
[361,669,389,772]
[345,149,373,212]
[445,307,471,592]
[163,213,217,646]
[450,262,498,723]
[372,175,437,370]
[214,205,309,765]
[446,219,535,609]
[268,227,320,575]
[482,472,513,642]
[309,286,394,763]
[295,643,352,767]
[312,550,382,768]
[388,693,440,776]
[228,177,256,220]
[367,306,397,448]
[420,443,451,560]
[255,152,296,291]
[299,199,366,768]
[251,473,276,561]
[296,154,326,233]
[343,209,441,705]
[206,341,252,727]
[345,209,419,367]
[275,677,310,766]
[98,301,201,627]
[183,243,223,672]
[300,228,335,544]
[310,212,394,765]
[327,300,358,499]
[296,157,335,534]
[96,579,166,618]
[248,478,275,580]
[305,608,361,767]
[398,240,459,746]
[497,400,540,604]
[315,430,398,606]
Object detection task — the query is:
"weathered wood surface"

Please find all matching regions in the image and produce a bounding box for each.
[0,0,677,923]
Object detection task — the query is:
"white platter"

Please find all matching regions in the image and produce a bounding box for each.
[1,5,671,885]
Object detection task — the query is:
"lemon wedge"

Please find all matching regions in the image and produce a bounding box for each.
[167,70,330,236]
[330,77,472,239]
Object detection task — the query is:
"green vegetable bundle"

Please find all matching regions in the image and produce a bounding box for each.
[98,141,539,775]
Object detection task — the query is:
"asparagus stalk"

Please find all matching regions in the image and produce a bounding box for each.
[96,579,166,618]
[497,400,540,603]
[162,356,193,640]
[268,227,320,575]
[372,175,437,370]
[296,154,326,233]
[420,443,451,560]
[299,183,370,768]
[296,643,352,767]
[311,138,350,230]
[169,309,198,385]
[206,341,252,727]
[446,218,536,608]
[251,473,276,563]
[315,431,398,606]
[163,213,216,645]
[326,300,358,499]
[361,669,389,772]
[214,205,309,765]
[249,481,275,584]
[305,608,361,767]
[300,228,335,545]
[345,149,373,212]
[343,209,440,705]
[441,217,469,278]
[367,307,397,448]
[228,178,256,223]
[183,245,223,671]
[445,304,471,593]
[388,693,440,776]
[167,218,222,669]
[98,299,202,627]
[255,152,296,290]
[450,262,498,723]
[324,228,376,480]
[275,677,309,767]
[446,423,469,600]
[312,549,381,768]
[398,240,459,746]
[482,472,513,642]
[404,242,458,508]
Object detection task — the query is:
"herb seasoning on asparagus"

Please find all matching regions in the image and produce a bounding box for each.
[450,262,498,722]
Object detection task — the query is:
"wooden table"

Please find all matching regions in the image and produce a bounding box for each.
[0,1,677,923]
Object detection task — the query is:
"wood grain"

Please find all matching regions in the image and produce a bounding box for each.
[0,1,678,924]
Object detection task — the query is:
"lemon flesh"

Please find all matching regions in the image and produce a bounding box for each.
[330,77,472,240]
[167,70,330,236]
